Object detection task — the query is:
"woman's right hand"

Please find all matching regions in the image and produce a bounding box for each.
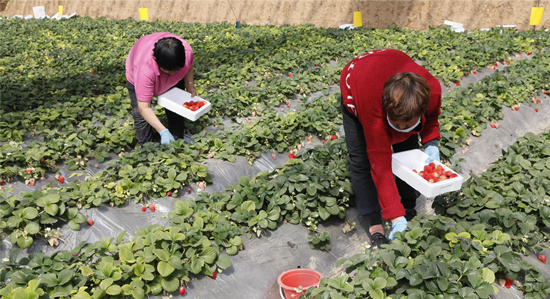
[388,217,408,241]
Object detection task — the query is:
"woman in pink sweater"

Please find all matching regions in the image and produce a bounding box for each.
[125,32,195,145]
[340,49,442,247]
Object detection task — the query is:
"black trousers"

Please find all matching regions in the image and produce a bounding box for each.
[127,81,186,146]
[341,98,419,227]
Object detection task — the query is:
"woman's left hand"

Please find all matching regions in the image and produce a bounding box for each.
[186,82,197,97]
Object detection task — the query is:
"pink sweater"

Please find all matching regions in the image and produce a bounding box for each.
[340,49,442,220]
[125,32,194,102]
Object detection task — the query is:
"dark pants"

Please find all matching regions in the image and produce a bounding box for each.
[127,81,186,145]
[341,98,420,227]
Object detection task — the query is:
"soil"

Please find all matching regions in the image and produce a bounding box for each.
[1,0,549,31]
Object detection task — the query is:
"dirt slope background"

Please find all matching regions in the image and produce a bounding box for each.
[1,0,549,30]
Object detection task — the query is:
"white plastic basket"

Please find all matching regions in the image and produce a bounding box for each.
[392,149,463,198]
[158,87,211,121]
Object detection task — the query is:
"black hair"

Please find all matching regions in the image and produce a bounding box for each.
[153,37,186,71]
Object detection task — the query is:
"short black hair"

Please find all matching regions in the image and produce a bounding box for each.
[153,37,186,71]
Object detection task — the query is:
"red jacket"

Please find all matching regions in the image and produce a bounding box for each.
[340,49,442,220]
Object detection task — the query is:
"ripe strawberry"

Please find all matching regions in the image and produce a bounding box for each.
[87,219,94,226]
[29,179,35,186]
[494,62,498,66]
[167,191,172,196]
[539,254,547,264]
[58,176,64,184]
[512,104,519,111]
[287,104,290,108]
[91,70,94,74]
[535,108,539,112]
[473,70,476,74]
[26,168,32,174]
[504,277,513,288]
[543,89,547,94]
[1,179,4,184]
[179,286,185,296]
[288,152,296,159]
[187,188,191,194]
[40,158,45,163]
[141,206,146,212]
[331,135,337,140]
[490,123,495,128]
[288,73,292,77]
[307,136,312,142]
[455,81,459,86]
[211,271,217,279]
[72,254,78,257]
[149,204,155,212]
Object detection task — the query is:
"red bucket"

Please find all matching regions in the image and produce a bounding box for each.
[277,268,323,299]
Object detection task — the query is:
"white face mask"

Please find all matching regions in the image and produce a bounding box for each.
[387,115,421,133]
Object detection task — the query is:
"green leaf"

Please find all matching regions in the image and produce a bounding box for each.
[106,285,121,296]
[24,222,40,235]
[216,254,232,269]
[161,277,179,292]
[58,269,74,285]
[158,261,175,277]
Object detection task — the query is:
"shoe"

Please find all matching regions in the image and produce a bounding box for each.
[405,209,417,221]
[369,232,389,249]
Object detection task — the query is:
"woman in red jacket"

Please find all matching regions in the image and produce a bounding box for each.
[340,49,442,247]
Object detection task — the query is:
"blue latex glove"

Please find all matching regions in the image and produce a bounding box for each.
[389,217,409,241]
[160,129,175,145]
[424,145,440,163]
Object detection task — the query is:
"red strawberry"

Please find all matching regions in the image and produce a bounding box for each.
[0,186,3,189]
[494,62,498,66]
[504,277,513,288]
[331,135,337,140]
[91,70,94,74]
[539,254,547,263]
[187,188,191,194]
[455,81,459,86]
[535,108,539,112]
[490,123,495,128]
[288,73,292,77]
[40,158,45,163]
[26,168,32,174]
[179,286,185,296]
[473,70,477,74]
[0,179,4,184]
[287,104,290,108]
[167,191,172,196]
[87,219,94,226]
[149,204,155,212]
[211,271,217,279]
[307,136,312,142]
[141,206,147,212]
[29,179,35,186]
[543,89,547,94]
[512,104,519,111]
[58,176,64,184]
[72,254,78,257]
